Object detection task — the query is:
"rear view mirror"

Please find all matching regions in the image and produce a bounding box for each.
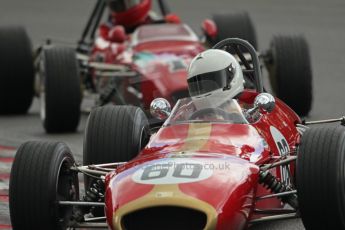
[254,93,276,113]
[150,98,171,120]
[201,19,217,41]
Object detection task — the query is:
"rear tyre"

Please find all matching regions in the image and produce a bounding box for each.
[9,141,79,229]
[297,126,345,229]
[0,26,34,114]
[41,46,81,133]
[267,35,312,116]
[211,12,257,49]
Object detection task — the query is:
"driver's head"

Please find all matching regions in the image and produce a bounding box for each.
[108,0,151,28]
[187,49,244,109]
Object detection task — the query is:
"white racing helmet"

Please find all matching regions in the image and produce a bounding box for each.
[187,49,244,109]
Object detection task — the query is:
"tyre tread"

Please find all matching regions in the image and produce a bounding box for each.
[297,126,345,229]
[43,46,81,133]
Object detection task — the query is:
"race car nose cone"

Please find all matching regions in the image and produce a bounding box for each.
[106,155,259,230]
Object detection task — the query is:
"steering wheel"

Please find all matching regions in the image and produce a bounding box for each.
[189,107,244,122]
[212,38,264,93]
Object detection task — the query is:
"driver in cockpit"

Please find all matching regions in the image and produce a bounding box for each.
[186,48,249,122]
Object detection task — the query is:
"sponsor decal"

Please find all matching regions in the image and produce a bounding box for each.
[269,126,291,185]
[132,158,213,185]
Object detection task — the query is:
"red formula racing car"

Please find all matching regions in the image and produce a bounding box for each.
[9,39,344,230]
[0,0,312,133]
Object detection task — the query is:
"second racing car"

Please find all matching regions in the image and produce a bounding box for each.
[0,0,312,133]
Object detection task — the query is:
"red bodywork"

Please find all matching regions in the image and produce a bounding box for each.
[104,91,301,230]
[91,23,204,109]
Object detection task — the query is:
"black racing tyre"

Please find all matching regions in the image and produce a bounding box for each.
[267,35,312,116]
[211,12,257,49]
[83,105,150,166]
[41,46,81,133]
[9,141,79,230]
[83,105,149,216]
[297,126,345,229]
[0,26,34,114]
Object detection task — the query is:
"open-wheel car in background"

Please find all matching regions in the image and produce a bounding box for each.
[0,0,312,134]
[9,38,342,230]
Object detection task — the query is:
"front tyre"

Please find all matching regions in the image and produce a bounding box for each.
[297,126,345,229]
[83,105,150,165]
[9,141,79,229]
[83,105,149,216]
[41,46,81,133]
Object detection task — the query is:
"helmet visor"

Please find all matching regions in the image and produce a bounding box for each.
[188,67,235,97]
[109,0,141,12]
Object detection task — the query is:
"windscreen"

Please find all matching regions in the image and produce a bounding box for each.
[164,97,249,126]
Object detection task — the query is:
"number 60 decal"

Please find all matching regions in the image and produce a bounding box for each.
[132,159,213,185]
[270,126,291,186]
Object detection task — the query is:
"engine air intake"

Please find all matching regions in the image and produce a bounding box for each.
[122,206,207,230]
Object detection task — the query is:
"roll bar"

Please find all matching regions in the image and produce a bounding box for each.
[213,38,264,93]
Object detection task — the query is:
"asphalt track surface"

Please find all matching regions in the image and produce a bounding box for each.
[1,0,345,229]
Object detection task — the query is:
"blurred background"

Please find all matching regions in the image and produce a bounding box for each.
[0,0,345,229]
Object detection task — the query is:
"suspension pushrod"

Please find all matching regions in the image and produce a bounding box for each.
[261,156,297,171]
[249,213,299,224]
[58,201,105,207]
[87,165,115,172]
[71,166,107,176]
[304,116,345,125]
[70,222,108,228]
[89,162,127,167]
[256,190,297,200]
[254,208,296,215]
[85,216,107,222]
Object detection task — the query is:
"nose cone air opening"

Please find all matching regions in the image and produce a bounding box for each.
[122,206,207,230]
